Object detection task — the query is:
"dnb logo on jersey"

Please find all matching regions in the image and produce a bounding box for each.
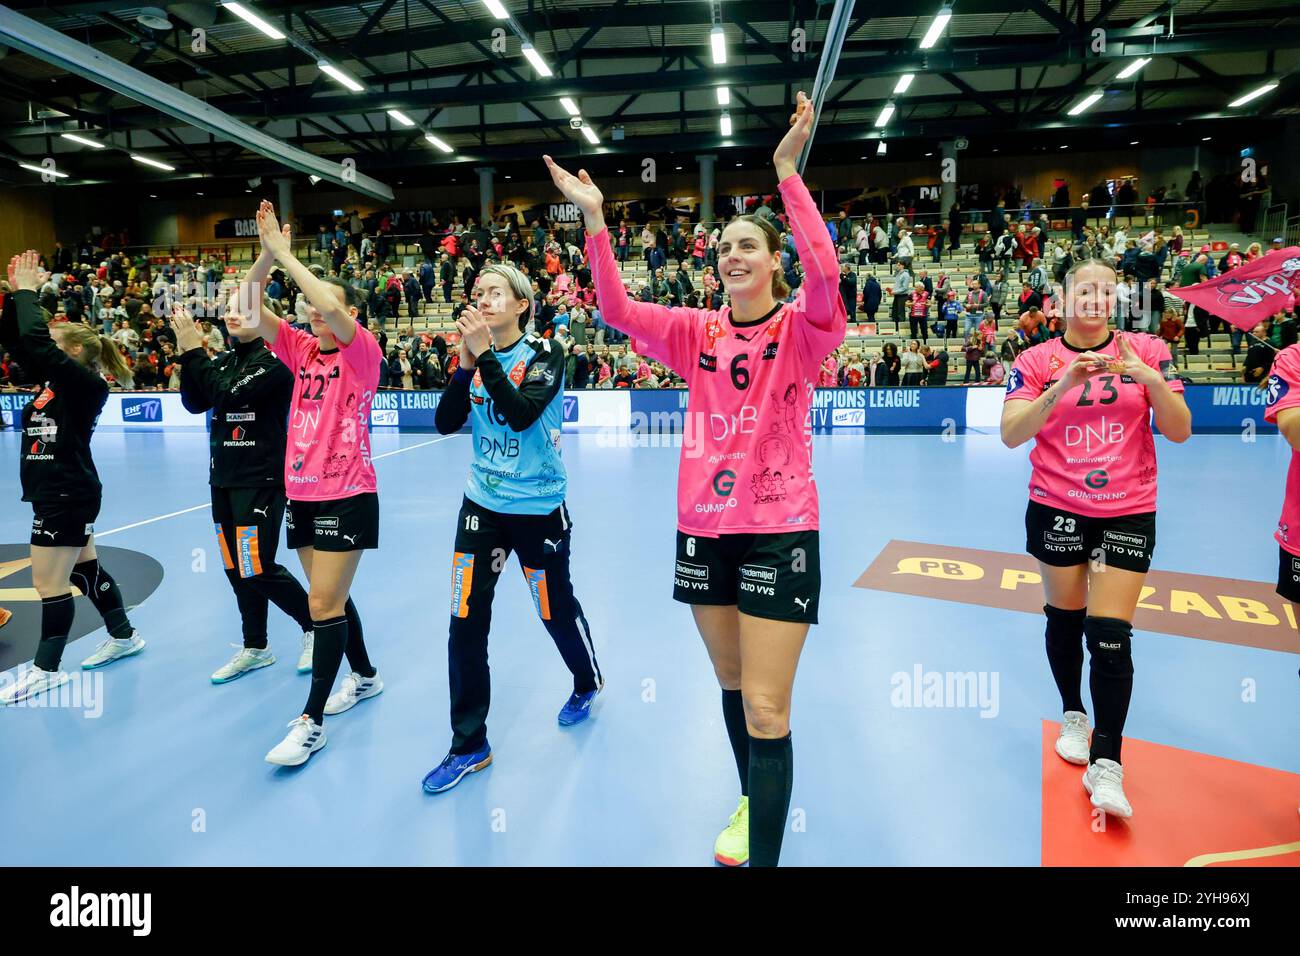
[523,566,551,620]
[450,552,475,618]
[1266,374,1289,407]
[1005,368,1025,394]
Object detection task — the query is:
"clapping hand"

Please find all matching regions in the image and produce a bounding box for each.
[456,306,492,367]
[168,304,205,353]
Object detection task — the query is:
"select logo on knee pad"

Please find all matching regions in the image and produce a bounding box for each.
[523,567,551,620]
[451,553,474,618]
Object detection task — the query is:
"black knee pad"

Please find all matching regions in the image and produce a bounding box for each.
[1044,604,1086,651]
[1084,616,1134,678]
[70,560,102,595]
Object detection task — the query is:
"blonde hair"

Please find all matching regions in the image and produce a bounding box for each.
[58,322,135,388]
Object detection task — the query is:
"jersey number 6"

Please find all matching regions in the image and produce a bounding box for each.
[730,354,750,390]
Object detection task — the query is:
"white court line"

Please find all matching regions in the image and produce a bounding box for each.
[94,434,460,539]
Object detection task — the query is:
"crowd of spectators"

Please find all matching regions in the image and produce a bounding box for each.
[2,166,1290,395]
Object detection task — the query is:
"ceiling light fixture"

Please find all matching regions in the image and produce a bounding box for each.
[131,153,176,171]
[521,43,553,77]
[222,2,286,40]
[318,61,365,92]
[61,132,106,149]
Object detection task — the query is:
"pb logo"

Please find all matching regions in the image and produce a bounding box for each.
[1084,469,1109,489]
[894,557,985,581]
[712,469,736,496]
[562,396,579,422]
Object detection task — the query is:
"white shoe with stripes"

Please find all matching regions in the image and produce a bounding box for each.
[265,716,326,766]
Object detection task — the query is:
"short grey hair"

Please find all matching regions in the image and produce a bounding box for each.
[478,263,535,330]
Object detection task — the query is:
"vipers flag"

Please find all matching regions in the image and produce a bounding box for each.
[1174,247,1300,332]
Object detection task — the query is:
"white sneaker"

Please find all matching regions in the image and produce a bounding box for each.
[211,645,276,684]
[1055,711,1091,765]
[0,666,70,705]
[324,670,383,715]
[1083,758,1133,818]
[81,631,146,669]
[265,716,327,766]
[297,631,314,674]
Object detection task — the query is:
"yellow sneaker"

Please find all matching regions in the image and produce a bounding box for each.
[713,796,749,866]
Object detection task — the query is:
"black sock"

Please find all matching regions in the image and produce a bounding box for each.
[748,733,793,868]
[34,594,75,671]
[721,689,749,797]
[1085,616,1134,764]
[304,616,348,724]
[1044,604,1087,714]
[343,598,376,679]
[70,560,133,640]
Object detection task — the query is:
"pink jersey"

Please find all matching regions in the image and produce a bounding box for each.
[1264,344,1300,554]
[1005,331,1183,517]
[589,173,847,537]
[910,290,929,318]
[268,320,382,501]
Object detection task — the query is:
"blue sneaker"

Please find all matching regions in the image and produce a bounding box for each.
[558,687,600,726]
[422,745,493,794]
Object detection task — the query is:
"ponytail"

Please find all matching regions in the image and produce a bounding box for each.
[97,334,135,388]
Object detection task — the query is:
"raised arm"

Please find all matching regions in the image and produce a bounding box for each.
[544,154,698,371]
[236,238,284,345]
[256,200,355,345]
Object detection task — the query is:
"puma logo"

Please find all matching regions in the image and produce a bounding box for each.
[342,533,359,545]
[253,506,269,517]
[543,538,560,552]
[37,530,57,541]
[793,597,809,613]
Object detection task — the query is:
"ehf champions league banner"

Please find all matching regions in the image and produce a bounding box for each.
[0,385,1265,433]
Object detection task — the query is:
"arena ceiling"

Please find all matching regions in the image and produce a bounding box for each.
[0,0,1296,194]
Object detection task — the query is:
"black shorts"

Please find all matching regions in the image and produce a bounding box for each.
[212,486,287,578]
[673,530,821,624]
[30,498,101,548]
[286,493,379,552]
[1276,546,1300,603]
[1025,501,1156,574]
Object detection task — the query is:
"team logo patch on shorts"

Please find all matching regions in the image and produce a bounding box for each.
[739,565,778,585]
[1043,532,1082,546]
[1102,529,1148,549]
[674,561,708,580]
[450,552,475,618]
[523,566,551,620]
[1290,556,1300,575]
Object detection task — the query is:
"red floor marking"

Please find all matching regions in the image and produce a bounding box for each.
[1040,721,1300,867]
